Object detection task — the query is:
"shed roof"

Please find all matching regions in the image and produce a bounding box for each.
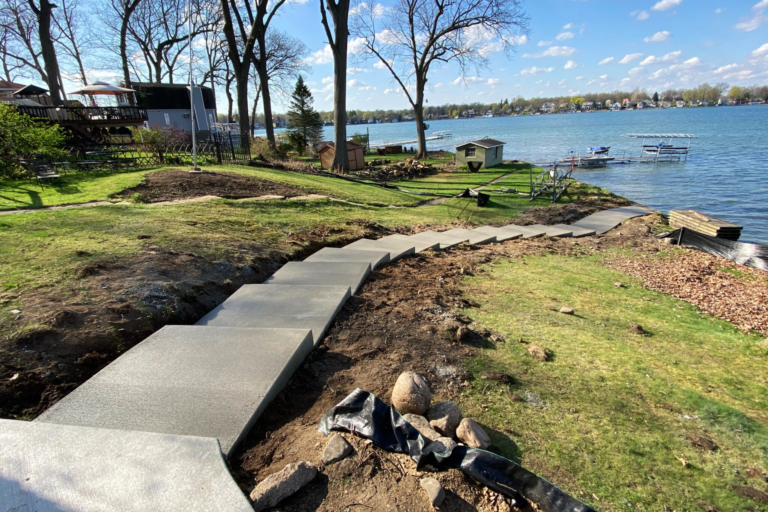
[14,84,49,96]
[455,138,505,150]
[317,140,364,153]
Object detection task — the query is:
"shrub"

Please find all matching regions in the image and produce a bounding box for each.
[250,136,276,161]
[130,192,149,203]
[0,103,66,178]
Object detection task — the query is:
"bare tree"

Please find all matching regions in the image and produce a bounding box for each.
[97,0,143,90]
[194,9,227,110]
[219,0,285,143]
[0,0,48,83]
[27,0,67,103]
[352,0,528,158]
[319,0,350,170]
[0,28,23,81]
[53,0,91,85]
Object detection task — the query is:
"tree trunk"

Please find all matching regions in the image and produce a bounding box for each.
[414,77,427,159]
[254,34,275,147]
[34,0,64,105]
[330,2,349,171]
[234,69,251,137]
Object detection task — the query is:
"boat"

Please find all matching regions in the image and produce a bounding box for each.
[622,133,697,162]
[558,147,615,167]
[483,110,494,118]
[432,130,453,139]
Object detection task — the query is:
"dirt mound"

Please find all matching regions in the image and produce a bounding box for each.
[115,169,309,202]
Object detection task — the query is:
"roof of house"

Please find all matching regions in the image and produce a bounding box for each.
[455,138,505,150]
[131,82,216,110]
[0,80,26,91]
[15,84,49,96]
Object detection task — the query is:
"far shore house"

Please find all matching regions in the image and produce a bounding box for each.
[318,140,365,171]
[455,137,505,169]
[131,82,217,135]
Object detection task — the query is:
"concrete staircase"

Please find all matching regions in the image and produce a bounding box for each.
[0,206,652,511]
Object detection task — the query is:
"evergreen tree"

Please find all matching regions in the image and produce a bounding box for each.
[652,91,659,103]
[286,76,323,152]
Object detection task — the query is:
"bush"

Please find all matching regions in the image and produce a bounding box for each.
[130,192,149,203]
[250,137,276,161]
[0,103,66,178]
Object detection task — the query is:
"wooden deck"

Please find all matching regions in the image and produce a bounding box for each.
[16,105,147,128]
[669,210,743,240]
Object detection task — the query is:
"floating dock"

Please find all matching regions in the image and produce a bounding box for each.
[669,210,743,240]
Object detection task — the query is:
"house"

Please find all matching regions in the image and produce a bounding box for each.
[0,80,26,101]
[662,101,672,108]
[637,101,647,109]
[611,102,621,111]
[676,100,686,108]
[455,137,505,169]
[583,102,594,111]
[540,102,556,113]
[318,140,365,171]
[595,101,603,109]
[132,82,217,135]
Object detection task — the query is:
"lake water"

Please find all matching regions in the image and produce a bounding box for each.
[315,107,768,244]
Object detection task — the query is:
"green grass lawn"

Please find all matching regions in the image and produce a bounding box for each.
[457,253,768,511]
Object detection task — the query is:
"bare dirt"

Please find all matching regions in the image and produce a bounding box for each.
[114,169,310,202]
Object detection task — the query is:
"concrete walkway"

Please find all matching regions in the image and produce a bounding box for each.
[0,205,652,511]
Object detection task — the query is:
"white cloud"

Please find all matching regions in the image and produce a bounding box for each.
[538,40,552,47]
[563,23,574,29]
[639,51,681,65]
[714,63,739,74]
[347,67,369,75]
[349,2,386,17]
[714,8,724,14]
[752,43,768,56]
[309,45,333,64]
[450,76,499,86]
[682,57,700,67]
[373,59,394,69]
[383,88,398,95]
[347,79,375,91]
[348,37,369,54]
[487,78,501,85]
[598,57,614,65]
[556,31,574,41]
[321,76,333,84]
[652,0,682,11]
[523,46,577,58]
[754,0,768,10]
[644,31,670,42]
[637,10,650,20]
[520,66,555,75]
[599,74,608,80]
[735,1,768,31]
[619,53,643,64]
[629,66,645,75]
[564,60,577,69]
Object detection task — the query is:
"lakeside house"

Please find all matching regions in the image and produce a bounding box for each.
[132,82,217,135]
[583,102,594,111]
[676,100,686,108]
[455,137,505,169]
[611,102,621,111]
[540,102,556,113]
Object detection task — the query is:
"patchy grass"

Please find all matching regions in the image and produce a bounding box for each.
[456,253,768,511]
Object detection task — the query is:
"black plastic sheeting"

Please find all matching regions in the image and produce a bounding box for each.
[319,389,596,512]
[661,228,768,271]
[456,188,491,207]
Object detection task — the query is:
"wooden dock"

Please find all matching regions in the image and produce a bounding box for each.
[669,210,743,240]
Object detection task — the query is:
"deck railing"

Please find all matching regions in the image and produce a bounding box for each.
[15,105,147,124]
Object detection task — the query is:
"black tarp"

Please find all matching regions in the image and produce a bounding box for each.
[319,389,597,512]
[456,188,491,206]
[661,228,768,271]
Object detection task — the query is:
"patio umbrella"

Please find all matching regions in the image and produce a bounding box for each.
[68,81,135,95]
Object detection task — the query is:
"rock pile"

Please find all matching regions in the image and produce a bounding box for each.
[355,159,438,181]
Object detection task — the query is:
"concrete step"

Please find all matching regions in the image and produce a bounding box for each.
[499,224,546,238]
[196,284,350,344]
[528,224,573,237]
[571,206,653,234]
[304,247,390,269]
[0,419,252,511]
[265,261,371,294]
[344,238,416,260]
[552,224,596,237]
[382,233,441,253]
[471,225,522,241]
[38,326,313,457]
[409,230,465,249]
[441,227,497,244]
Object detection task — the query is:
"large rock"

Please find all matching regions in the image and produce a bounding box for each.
[250,461,317,511]
[391,372,431,415]
[403,413,442,441]
[426,401,463,439]
[322,433,353,464]
[527,344,550,361]
[420,477,446,507]
[456,418,491,449]
[422,436,458,458]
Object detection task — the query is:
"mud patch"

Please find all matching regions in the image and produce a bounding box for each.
[114,169,309,202]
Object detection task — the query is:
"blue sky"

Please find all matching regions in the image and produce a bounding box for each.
[264,0,768,112]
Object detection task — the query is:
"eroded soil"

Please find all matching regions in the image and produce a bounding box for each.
[114,169,310,202]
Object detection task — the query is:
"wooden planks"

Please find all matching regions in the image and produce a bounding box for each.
[669,210,742,240]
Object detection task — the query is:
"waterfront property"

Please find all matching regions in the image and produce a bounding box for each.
[132,83,217,135]
[455,138,505,168]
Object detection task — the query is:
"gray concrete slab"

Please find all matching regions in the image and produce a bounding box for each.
[196,284,350,343]
[304,247,390,269]
[471,226,522,241]
[265,261,371,294]
[37,326,313,457]
[552,224,596,237]
[442,228,497,245]
[345,238,416,260]
[528,224,573,237]
[499,224,546,238]
[571,206,654,234]
[409,230,464,249]
[0,419,252,512]
[384,233,442,252]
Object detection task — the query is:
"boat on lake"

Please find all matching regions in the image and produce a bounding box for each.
[559,147,615,167]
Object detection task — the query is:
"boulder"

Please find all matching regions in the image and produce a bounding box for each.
[420,477,445,507]
[322,433,353,464]
[391,371,431,415]
[250,461,317,511]
[629,324,647,335]
[403,413,442,441]
[527,344,550,361]
[481,371,515,384]
[456,418,491,449]
[426,401,463,439]
[560,307,574,315]
[456,326,471,342]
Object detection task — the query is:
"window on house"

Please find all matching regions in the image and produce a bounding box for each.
[465,148,475,157]
[164,113,171,126]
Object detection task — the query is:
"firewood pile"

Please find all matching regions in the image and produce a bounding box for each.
[354,159,438,181]
[607,249,768,335]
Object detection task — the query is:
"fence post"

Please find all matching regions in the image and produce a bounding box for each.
[214,133,223,164]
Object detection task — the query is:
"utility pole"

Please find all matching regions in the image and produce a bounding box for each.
[188,0,201,172]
